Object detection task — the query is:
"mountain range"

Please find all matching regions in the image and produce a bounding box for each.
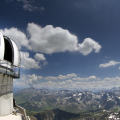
[31,108,120,120]
[14,87,120,114]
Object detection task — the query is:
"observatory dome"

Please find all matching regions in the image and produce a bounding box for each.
[0,32,20,68]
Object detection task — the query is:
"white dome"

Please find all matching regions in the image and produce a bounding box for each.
[0,32,20,68]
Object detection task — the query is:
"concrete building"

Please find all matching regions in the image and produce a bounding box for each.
[0,32,30,120]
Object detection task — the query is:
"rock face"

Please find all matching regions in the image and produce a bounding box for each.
[14,87,120,113]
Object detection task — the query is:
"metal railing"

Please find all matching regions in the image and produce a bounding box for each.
[0,60,20,78]
[15,104,29,120]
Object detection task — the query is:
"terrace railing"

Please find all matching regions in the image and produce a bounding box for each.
[0,60,20,78]
[15,104,29,120]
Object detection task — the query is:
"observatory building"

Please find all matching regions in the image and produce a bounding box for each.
[0,32,30,120]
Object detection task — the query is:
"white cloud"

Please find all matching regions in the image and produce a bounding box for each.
[36,80,77,90]
[21,74,43,87]
[27,23,102,55]
[17,0,45,12]
[0,28,29,49]
[78,38,101,55]
[66,73,77,78]
[57,75,68,80]
[58,73,77,80]
[20,51,41,70]
[15,74,120,90]
[36,77,120,90]
[0,23,101,70]
[34,53,46,61]
[73,75,100,81]
[44,73,77,80]
[34,53,47,67]
[27,74,43,80]
[13,79,27,88]
[104,77,120,81]
[73,77,82,81]
[44,76,58,81]
[27,74,43,86]
[0,23,101,56]
[89,75,96,79]
[13,79,19,85]
[99,60,120,68]
[20,73,77,85]
[27,23,78,53]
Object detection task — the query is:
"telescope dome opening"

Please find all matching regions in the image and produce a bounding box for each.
[4,37,13,64]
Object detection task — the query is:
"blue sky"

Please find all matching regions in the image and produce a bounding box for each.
[1,0,120,90]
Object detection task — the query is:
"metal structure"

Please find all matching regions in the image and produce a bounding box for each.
[0,32,29,120]
[0,33,20,78]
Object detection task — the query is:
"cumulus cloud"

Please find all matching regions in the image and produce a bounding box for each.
[27,23,101,55]
[27,23,78,53]
[89,76,96,79]
[0,28,29,49]
[72,77,82,81]
[20,74,43,87]
[0,23,101,56]
[104,77,120,81]
[15,73,120,90]
[44,76,58,81]
[18,76,120,90]
[99,60,120,68]
[0,23,102,70]
[20,51,41,70]
[73,75,100,81]
[27,74,43,80]
[20,76,77,90]
[42,80,77,90]
[34,53,47,67]
[19,73,78,87]
[27,74,43,86]
[58,73,77,80]
[78,38,101,55]
[34,53,46,61]
[44,73,77,80]
[37,77,120,90]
